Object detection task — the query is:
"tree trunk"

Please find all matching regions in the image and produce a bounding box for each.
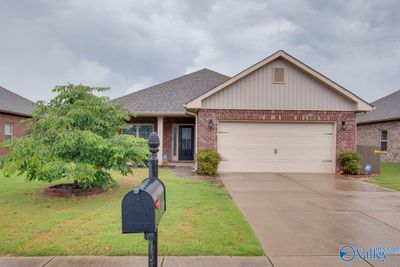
[73,179,78,189]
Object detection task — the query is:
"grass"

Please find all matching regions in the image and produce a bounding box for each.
[370,163,400,191]
[0,168,263,256]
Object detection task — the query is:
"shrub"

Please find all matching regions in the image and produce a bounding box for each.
[197,149,221,176]
[337,151,361,175]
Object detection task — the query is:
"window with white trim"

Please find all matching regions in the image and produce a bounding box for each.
[122,124,154,139]
[4,123,13,140]
[380,130,388,152]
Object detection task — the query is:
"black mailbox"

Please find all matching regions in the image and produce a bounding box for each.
[121,132,166,267]
[122,177,165,233]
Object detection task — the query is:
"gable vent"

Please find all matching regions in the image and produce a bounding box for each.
[273,67,285,83]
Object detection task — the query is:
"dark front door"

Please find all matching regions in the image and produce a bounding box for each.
[179,125,194,160]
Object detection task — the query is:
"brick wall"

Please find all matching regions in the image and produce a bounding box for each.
[0,113,30,156]
[357,120,400,162]
[197,109,356,158]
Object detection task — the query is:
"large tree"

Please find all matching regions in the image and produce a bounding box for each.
[2,84,148,188]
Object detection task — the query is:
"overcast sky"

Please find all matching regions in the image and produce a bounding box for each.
[0,0,399,102]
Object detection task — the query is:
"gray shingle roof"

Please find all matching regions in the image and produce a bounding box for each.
[111,69,229,113]
[0,86,34,117]
[357,90,400,124]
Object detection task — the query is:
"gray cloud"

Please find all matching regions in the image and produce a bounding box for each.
[0,0,399,102]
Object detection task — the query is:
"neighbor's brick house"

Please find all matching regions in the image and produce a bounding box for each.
[357,90,400,162]
[112,50,372,173]
[0,86,34,156]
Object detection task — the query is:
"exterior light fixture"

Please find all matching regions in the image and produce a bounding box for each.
[208,118,214,129]
[341,121,347,131]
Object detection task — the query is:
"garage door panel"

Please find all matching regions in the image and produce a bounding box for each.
[218,136,334,144]
[219,161,332,173]
[219,145,332,158]
[219,133,333,147]
[218,122,335,173]
[276,148,332,159]
[220,122,333,132]
[218,135,332,149]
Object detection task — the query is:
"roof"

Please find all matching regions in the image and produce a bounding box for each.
[0,86,34,117]
[185,50,373,112]
[357,90,400,124]
[111,69,229,115]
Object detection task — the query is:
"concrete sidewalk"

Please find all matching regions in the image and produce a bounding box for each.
[0,256,272,267]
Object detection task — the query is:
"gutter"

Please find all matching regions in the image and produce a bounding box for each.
[0,109,32,118]
[357,116,400,125]
[133,111,188,117]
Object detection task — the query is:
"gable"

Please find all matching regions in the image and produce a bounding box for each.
[185,50,373,112]
[202,58,356,111]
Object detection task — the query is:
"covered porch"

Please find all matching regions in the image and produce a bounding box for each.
[124,114,196,165]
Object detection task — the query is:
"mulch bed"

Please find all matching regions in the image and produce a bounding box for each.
[44,183,104,197]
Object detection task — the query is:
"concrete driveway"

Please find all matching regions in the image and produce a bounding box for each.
[220,173,400,267]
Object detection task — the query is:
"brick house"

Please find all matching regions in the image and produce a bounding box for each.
[0,86,34,156]
[357,90,400,162]
[112,50,372,173]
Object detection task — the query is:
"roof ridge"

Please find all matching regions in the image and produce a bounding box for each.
[0,86,34,104]
[111,68,226,102]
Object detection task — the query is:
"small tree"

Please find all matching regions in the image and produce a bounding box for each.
[2,84,148,188]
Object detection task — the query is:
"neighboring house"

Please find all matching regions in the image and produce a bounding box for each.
[357,90,400,162]
[0,86,34,156]
[112,50,372,173]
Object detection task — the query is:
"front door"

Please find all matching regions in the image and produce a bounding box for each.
[179,126,194,160]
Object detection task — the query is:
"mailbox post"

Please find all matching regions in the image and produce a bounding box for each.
[122,132,166,267]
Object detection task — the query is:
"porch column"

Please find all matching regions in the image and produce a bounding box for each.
[157,116,163,165]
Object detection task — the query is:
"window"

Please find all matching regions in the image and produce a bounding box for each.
[4,123,13,140]
[273,67,285,83]
[380,130,388,152]
[122,124,154,139]
[138,125,153,139]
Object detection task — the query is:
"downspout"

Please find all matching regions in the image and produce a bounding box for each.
[184,107,198,171]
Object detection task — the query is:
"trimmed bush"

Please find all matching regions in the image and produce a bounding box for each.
[337,151,361,175]
[197,149,221,176]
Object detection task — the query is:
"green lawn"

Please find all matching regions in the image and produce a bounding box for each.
[370,163,400,191]
[0,168,263,256]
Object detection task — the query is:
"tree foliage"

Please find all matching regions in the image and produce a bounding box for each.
[2,84,148,188]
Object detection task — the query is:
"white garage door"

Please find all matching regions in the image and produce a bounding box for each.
[218,122,335,173]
